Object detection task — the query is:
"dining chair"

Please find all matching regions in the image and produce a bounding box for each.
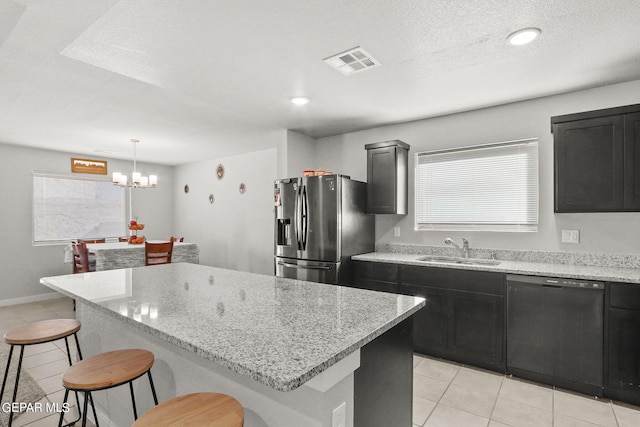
[170,236,184,242]
[145,241,174,266]
[71,242,92,273]
[77,238,106,244]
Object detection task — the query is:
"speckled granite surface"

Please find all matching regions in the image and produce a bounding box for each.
[355,243,640,283]
[40,263,424,392]
[87,242,199,271]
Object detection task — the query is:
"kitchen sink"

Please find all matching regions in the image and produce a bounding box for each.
[417,255,500,266]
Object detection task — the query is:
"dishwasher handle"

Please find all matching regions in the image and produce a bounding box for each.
[507,274,604,290]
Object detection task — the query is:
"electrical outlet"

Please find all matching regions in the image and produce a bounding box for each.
[561,229,580,243]
[332,402,346,427]
[393,226,401,237]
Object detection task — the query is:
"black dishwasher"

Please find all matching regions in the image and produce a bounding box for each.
[506,274,604,396]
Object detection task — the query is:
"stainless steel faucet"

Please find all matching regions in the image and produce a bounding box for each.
[445,237,470,258]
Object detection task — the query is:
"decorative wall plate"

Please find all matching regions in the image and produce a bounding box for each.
[184,184,189,193]
[209,193,215,204]
[239,183,246,194]
[216,164,225,180]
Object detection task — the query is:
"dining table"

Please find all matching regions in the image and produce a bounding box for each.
[84,241,199,271]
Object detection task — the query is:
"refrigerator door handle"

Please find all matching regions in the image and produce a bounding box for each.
[301,185,308,251]
[277,261,331,271]
[294,184,302,250]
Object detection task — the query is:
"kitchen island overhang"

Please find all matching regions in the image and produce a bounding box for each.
[41,263,425,427]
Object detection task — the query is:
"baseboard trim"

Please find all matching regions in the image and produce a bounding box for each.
[0,292,66,307]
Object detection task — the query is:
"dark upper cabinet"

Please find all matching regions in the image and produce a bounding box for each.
[364,140,409,215]
[552,104,640,212]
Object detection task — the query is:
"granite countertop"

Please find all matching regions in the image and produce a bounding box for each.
[353,252,640,283]
[40,262,424,392]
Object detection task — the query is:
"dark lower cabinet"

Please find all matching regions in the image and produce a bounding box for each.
[448,290,504,369]
[402,282,448,357]
[399,265,505,372]
[606,283,640,405]
[350,260,400,293]
[352,261,505,372]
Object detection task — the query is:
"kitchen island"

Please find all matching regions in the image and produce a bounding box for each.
[41,263,424,427]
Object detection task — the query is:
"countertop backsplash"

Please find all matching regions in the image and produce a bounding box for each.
[375,242,640,269]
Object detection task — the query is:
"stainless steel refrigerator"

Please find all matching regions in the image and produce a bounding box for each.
[274,174,374,284]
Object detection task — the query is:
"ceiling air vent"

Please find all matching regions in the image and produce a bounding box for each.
[323,47,380,76]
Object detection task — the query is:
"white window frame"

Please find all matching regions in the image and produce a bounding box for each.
[33,173,126,244]
[414,138,539,232]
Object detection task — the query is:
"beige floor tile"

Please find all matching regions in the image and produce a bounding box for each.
[20,310,66,323]
[451,366,503,395]
[413,357,461,382]
[554,412,608,426]
[36,373,64,394]
[24,358,70,381]
[498,377,552,411]
[492,396,552,427]
[440,384,497,418]
[22,349,67,369]
[23,342,59,357]
[414,373,450,402]
[554,390,616,427]
[413,395,437,426]
[613,401,640,427]
[424,404,489,427]
[488,421,513,427]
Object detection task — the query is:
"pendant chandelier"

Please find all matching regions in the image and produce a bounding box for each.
[112,139,157,188]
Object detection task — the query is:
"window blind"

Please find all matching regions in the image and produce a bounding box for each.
[415,138,539,232]
[33,173,126,243]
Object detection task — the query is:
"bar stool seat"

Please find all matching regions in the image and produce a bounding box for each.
[4,319,80,345]
[60,349,158,427]
[2,319,83,426]
[132,392,244,427]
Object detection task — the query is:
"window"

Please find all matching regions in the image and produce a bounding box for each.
[415,138,538,232]
[33,173,126,243]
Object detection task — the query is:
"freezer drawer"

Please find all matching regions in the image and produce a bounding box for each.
[275,257,339,284]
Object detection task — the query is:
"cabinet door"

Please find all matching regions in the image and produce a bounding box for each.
[449,290,504,370]
[607,307,640,405]
[401,282,448,357]
[554,115,624,212]
[624,112,640,209]
[367,146,398,214]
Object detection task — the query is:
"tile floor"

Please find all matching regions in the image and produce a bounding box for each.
[3,298,640,426]
[412,354,640,427]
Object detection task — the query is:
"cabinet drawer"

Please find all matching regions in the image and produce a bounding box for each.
[400,265,504,296]
[352,261,399,282]
[609,283,640,310]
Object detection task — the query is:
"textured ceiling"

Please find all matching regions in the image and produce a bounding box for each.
[1,0,640,164]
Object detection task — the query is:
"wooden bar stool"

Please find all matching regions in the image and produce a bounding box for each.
[59,349,159,427]
[132,392,244,427]
[1,319,83,427]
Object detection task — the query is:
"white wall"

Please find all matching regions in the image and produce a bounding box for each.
[0,143,174,305]
[173,147,279,275]
[315,79,640,255]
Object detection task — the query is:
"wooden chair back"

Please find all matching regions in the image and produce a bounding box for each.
[170,236,184,242]
[72,242,91,273]
[78,238,106,244]
[145,241,174,266]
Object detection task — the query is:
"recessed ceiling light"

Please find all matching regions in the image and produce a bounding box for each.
[507,27,541,46]
[290,96,310,105]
